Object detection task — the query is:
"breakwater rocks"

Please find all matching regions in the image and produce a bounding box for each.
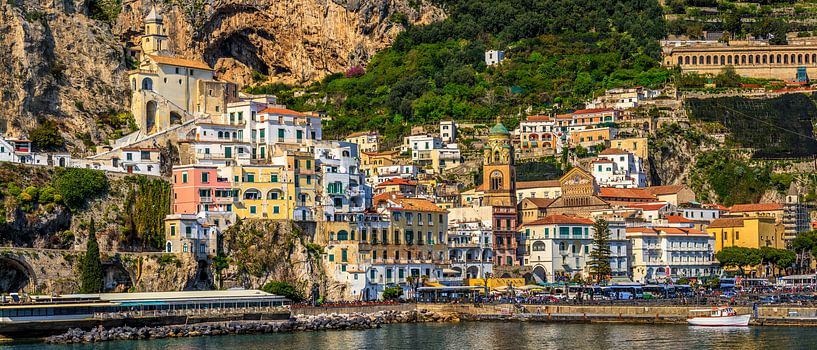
[45,310,458,344]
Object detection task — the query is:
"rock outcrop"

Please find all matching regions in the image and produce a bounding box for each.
[0,2,130,153]
[115,0,444,85]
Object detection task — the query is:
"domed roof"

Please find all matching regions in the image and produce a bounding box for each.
[146,5,163,23]
[490,122,510,135]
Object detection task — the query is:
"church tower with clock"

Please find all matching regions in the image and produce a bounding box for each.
[482,122,517,207]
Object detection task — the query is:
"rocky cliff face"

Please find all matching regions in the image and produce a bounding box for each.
[116,0,444,86]
[0,2,130,153]
[0,0,443,151]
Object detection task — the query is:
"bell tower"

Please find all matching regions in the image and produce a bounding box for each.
[482,122,516,207]
[141,5,168,56]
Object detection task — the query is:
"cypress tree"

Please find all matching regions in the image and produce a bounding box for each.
[80,218,103,293]
[588,219,612,284]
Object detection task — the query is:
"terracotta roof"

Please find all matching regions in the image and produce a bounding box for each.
[377,178,417,187]
[555,113,574,120]
[665,215,695,223]
[522,198,556,208]
[522,214,594,227]
[258,107,312,116]
[388,198,447,213]
[147,55,212,70]
[598,187,656,200]
[572,108,616,115]
[707,217,750,228]
[656,227,708,236]
[598,148,630,155]
[728,203,784,212]
[626,227,657,234]
[592,159,614,163]
[704,203,729,211]
[645,185,686,196]
[625,202,668,211]
[517,180,561,190]
[373,191,402,204]
[525,115,553,122]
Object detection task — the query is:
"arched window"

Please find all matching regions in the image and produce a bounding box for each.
[559,242,566,251]
[489,170,503,191]
[166,242,172,253]
[141,77,153,91]
[267,190,282,200]
[791,54,796,64]
[684,56,690,65]
[777,54,782,64]
[342,150,350,157]
[243,188,261,200]
[337,230,349,241]
[798,54,803,64]
[727,55,732,64]
[677,57,682,65]
[812,54,816,64]
[218,131,224,138]
[763,54,768,64]
[741,55,746,65]
[705,56,711,65]
[720,55,725,64]
[784,55,789,64]
[748,55,753,64]
[755,55,760,65]
[532,241,546,252]
[692,56,698,65]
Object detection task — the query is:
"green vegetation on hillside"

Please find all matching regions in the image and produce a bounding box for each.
[121,176,172,250]
[689,150,794,206]
[687,94,817,158]
[247,0,668,143]
[53,168,109,210]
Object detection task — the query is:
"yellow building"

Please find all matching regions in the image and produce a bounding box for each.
[360,150,399,179]
[228,164,289,220]
[608,137,648,160]
[344,131,380,153]
[706,217,785,252]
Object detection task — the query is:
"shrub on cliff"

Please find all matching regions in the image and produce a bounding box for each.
[53,168,109,210]
[30,120,65,151]
[80,218,103,293]
[262,281,304,302]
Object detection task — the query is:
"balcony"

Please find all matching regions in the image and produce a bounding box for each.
[199,197,213,203]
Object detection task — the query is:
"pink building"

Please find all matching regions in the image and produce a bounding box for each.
[172,165,233,214]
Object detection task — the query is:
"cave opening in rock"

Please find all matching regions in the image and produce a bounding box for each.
[204,29,275,76]
[0,257,33,293]
[102,263,133,293]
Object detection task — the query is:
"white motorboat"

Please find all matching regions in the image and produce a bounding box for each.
[687,306,751,327]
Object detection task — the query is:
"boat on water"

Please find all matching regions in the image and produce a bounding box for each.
[687,306,751,327]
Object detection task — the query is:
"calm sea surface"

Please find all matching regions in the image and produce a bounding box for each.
[2,322,816,350]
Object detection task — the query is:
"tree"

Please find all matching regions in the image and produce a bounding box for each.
[588,219,612,284]
[30,120,65,151]
[53,168,110,210]
[715,247,761,275]
[80,218,103,293]
[791,231,817,273]
[714,66,741,88]
[262,281,304,302]
[382,286,403,301]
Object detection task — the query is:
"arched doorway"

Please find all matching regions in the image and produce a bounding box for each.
[533,266,547,283]
[0,256,35,293]
[466,266,479,279]
[146,100,158,132]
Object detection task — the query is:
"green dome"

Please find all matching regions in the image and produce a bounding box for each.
[490,122,510,135]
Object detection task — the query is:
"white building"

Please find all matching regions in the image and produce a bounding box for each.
[520,214,630,283]
[626,226,716,283]
[402,134,442,163]
[447,220,493,279]
[440,121,457,144]
[591,148,646,188]
[485,50,505,66]
[314,141,368,221]
[374,164,419,185]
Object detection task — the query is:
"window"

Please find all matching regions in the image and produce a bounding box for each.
[170,225,176,236]
[259,129,265,138]
[328,254,334,262]
[182,173,188,183]
[735,231,740,240]
[250,206,256,214]
[126,153,133,161]
[201,172,209,183]
[273,206,279,214]
[271,174,278,182]
[341,249,348,262]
